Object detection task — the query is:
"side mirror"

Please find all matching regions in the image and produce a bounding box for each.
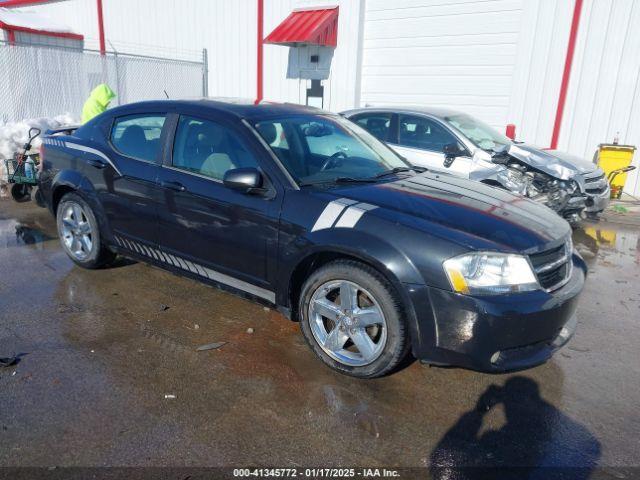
[443,143,465,167]
[223,167,264,194]
[443,143,464,158]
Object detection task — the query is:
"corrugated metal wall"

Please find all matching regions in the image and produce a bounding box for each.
[359,0,640,194]
[360,0,524,128]
[559,0,640,195]
[507,0,574,147]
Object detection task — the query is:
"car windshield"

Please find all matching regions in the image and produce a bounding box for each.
[254,114,410,186]
[444,113,512,152]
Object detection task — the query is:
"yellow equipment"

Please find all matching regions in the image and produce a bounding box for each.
[595,144,636,199]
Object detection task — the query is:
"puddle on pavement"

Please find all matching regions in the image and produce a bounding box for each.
[573,224,640,268]
[0,218,54,248]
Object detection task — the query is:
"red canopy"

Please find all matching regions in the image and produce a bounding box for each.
[265,6,338,47]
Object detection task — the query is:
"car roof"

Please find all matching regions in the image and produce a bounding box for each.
[342,106,467,120]
[108,98,333,121]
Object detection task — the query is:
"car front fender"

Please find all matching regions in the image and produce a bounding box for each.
[277,228,431,355]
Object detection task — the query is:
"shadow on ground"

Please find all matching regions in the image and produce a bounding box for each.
[430,377,601,479]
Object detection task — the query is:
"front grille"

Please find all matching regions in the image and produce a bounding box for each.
[529,241,572,291]
[536,262,569,290]
[586,186,607,195]
[584,172,605,183]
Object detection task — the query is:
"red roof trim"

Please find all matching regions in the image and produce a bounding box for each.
[0,0,56,7]
[0,20,84,40]
[265,6,338,47]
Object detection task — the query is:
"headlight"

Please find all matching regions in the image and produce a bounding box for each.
[443,252,539,295]
[560,180,578,194]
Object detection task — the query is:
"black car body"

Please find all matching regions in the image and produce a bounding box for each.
[38,99,585,377]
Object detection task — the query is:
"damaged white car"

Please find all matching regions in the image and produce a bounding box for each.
[341,107,609,223]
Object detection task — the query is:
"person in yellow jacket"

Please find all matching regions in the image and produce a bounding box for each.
[81,84,116,124]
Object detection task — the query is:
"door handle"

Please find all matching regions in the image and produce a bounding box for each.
[160,180,186,192]
[87,158,107,169]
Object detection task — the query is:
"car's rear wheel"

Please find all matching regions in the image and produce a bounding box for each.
[299,260,409,378]
[56,192,116,269]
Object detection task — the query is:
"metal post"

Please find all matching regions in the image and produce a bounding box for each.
[96,0,106,55]
[255,0,264,104]
[109,41,122,106]
[202,48,209,98]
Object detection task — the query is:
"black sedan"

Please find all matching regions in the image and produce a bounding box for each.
[38,99,585,377]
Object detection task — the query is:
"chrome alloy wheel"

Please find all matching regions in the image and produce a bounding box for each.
[308,280,387,367]
[60,203,93,261]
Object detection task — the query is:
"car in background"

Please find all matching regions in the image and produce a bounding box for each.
[341,107,610,223]
[39,99,584,378]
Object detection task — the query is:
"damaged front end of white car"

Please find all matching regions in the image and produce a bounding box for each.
[481,144,590,224]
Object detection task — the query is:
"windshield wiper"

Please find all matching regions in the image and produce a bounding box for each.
[373,166,425,179]
[334,176,378,184]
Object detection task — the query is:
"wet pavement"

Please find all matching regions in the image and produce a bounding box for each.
[1,199,640,475]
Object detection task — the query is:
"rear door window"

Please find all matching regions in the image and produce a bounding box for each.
[351,112,392,141]
[111,114,166,162]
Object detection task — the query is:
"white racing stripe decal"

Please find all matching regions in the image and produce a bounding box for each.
[335,203,378,229]
[311,198,358,232]
[63,142,122,176]
[311,199,377,232]
[113,235,275,303]
[43,138,65,148]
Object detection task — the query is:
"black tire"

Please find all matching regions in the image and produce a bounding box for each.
[11,184,32,203]
[299,259,410,378]
[34,188,46,208]
[56,192,116,269]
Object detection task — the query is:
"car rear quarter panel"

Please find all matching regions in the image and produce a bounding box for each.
[40,135,114,241]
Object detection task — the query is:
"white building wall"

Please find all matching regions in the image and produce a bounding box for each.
[359,0,575,139]
[360,0,524,128]
[360,0,639,194]
[559,0,640,196]
[507,0,574,147]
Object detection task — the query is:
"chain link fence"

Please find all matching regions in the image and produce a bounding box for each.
[0,40,208,123]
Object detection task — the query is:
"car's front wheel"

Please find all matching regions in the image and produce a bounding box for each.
[299,260,409,378]
[56,192,116,269]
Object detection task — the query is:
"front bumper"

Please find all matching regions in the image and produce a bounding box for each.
[406,254,586,372]
[585,183,611,213]
[582,169,611,213]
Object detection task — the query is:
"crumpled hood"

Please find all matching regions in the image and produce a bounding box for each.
[324,173,570,252]
[507,143,597,180]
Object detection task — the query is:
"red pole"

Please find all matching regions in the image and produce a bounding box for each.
[255,0,264,104]
[550,0,583,150]
[7,29,16,45]
[96,0,106,55]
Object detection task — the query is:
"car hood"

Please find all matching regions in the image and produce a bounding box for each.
[324,173,570,252]
[507,143,597,180]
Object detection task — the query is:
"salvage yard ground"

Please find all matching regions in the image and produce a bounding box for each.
[1,199,639,473]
